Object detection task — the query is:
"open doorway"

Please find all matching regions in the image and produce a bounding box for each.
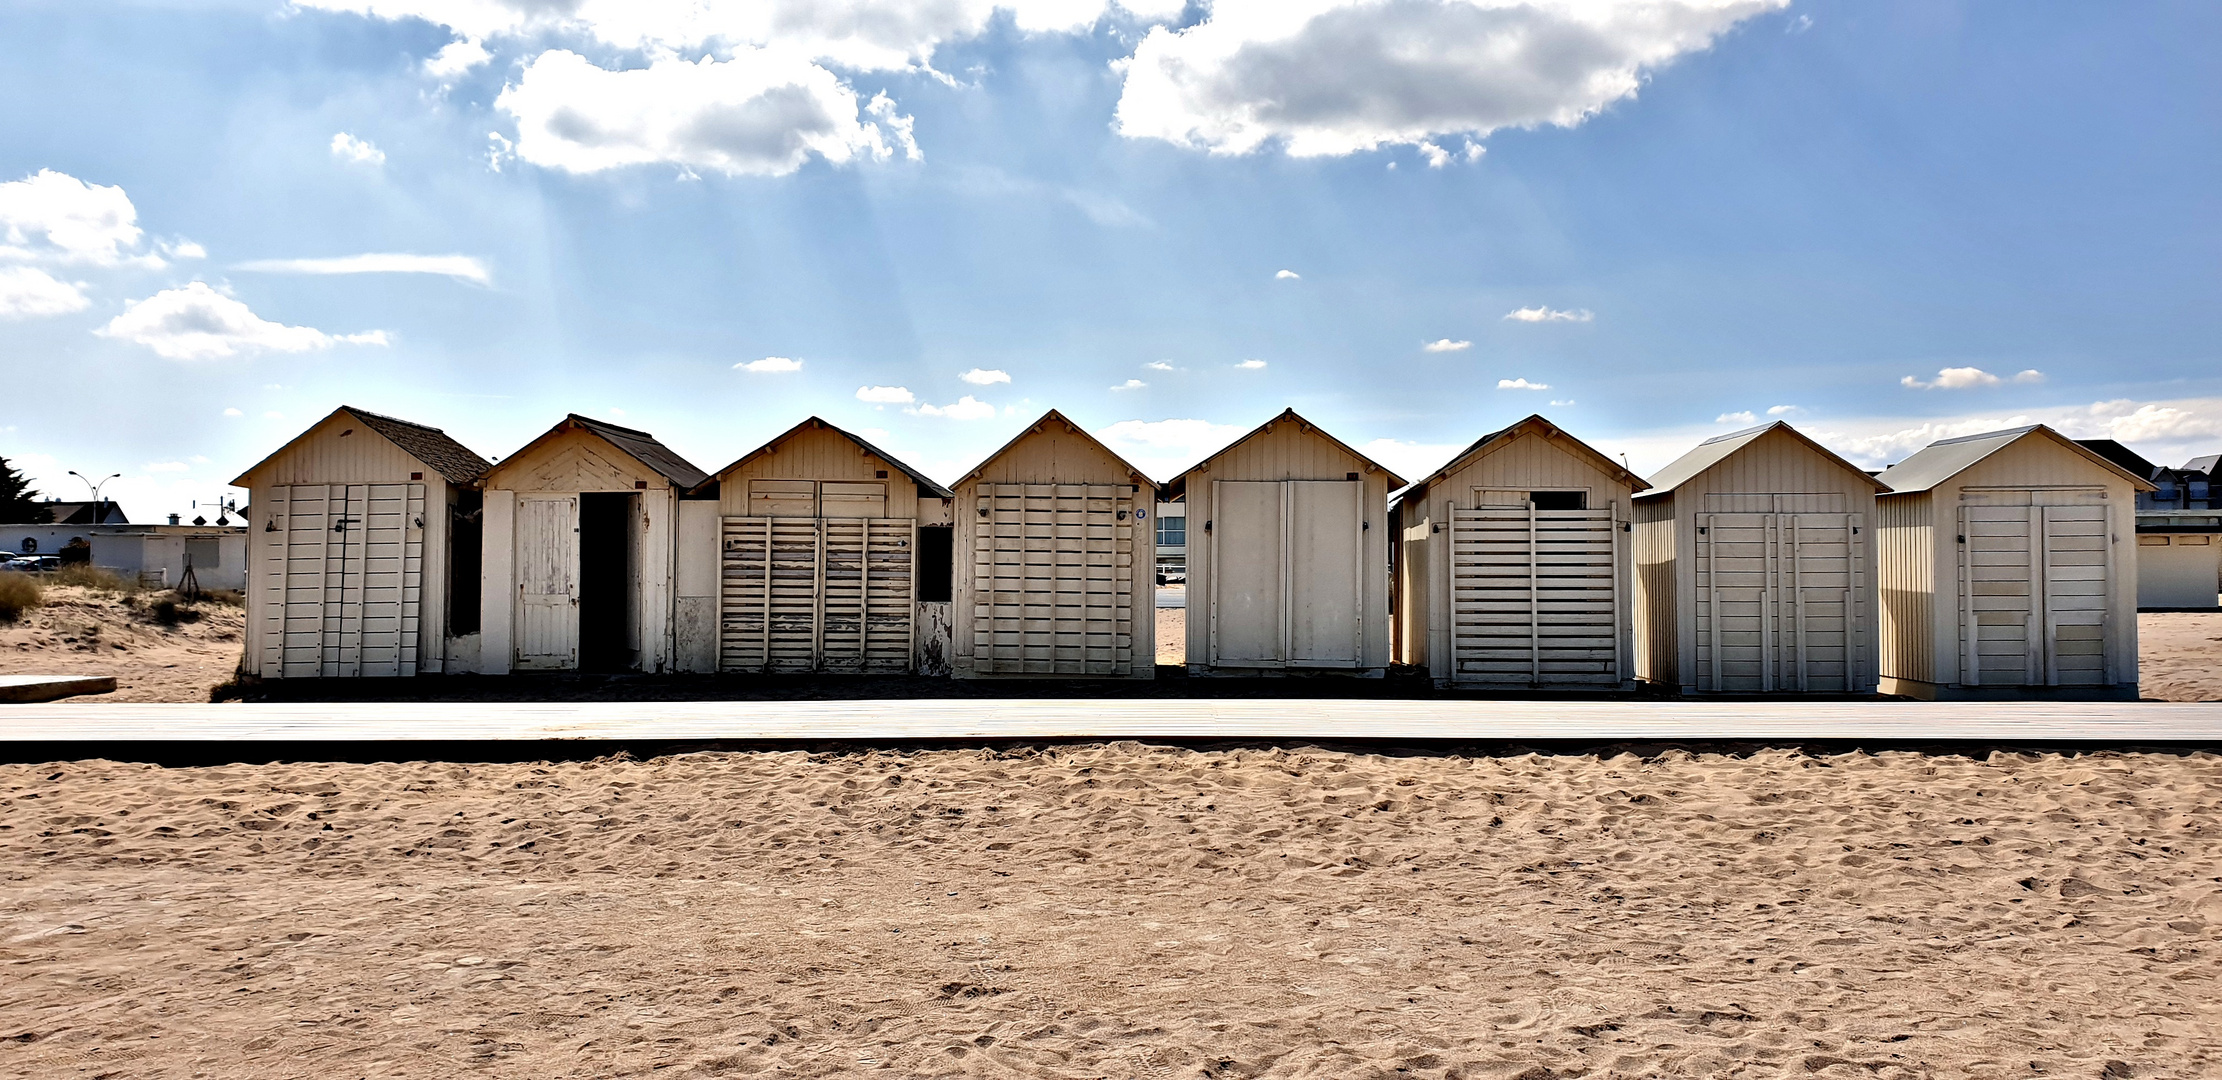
[578,492,638,672]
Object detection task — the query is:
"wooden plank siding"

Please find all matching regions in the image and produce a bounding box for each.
[1878,430,2142,699]
[236,410,454,677]
[1182,414,1396,676]
[1632,492,1678,688]
[477,428,680,675]
[1877,493,1935,685]
[1635,425,1882,695]
[1393,418,1640,689]
[951,412,1154,679]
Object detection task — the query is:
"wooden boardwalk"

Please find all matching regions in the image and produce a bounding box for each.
[2,699,2220,744]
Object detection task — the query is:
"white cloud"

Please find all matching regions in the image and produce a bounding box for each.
[912,395,996,420]
[1422,338,1470,353]
[1275,269,1300,280]
[1716,410,1757,425]
[1236,359,1267,369]
[1144,360,1177,371]
[295,0,1177,75]
[856,384,915,404]
[0,266,89,319]
[164,239,207,260]
[223,408,243,417]
[960,367,1011,385]
[0,169,157,267]
[1096,417,1245,476]
[1115,0,1783,158]
[1548,398,1576,406]
[1766,404,1800,416]
[330,132,387,166]
[1899,366,2047,390]
[494,49,918,177]
[737,356,802,373]
[425,38,492,79]
[95,282,389,361]
[1110,378,1147,391]
[1498,377,1549,390]
[1504,305,1594,323]
[234,253,491,284]
[145,461,190,473]
[1360,438,1463,480]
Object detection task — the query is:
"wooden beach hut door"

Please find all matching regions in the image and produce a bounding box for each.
[514,494,580,671]
[971,483,1137,676]
[257,483,426,678]
[1208,480,1363,668]
[1692,495,1864,692]
[1446,500,1622,685]
[717,512,917,674]
[1956,492,2112,687]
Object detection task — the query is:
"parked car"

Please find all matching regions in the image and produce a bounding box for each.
[10,555,59,572]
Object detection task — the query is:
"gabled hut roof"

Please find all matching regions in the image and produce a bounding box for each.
[230,405,491,487]
[697,416,953,498]
[1878,424,2156,494]
[1638,421,1888,499]
[1173,408,1408,493]
[1389,413,1644,511]
[954,409,1154,489]
[482,414,708,490]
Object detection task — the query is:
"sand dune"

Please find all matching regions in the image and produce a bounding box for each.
[2,744,2216,1078]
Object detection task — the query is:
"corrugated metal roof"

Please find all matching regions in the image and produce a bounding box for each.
[700,416,953,498]
[1879,424,2155,493]
[1638,421,1888,499]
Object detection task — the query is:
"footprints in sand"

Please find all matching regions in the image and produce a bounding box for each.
[0,746,2217,1078]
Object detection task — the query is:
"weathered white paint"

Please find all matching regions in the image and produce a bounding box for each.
[513,494,579,671]
[234,408,467,676]
[478,490,516,675]
[1180,411,1397,676]
[952,411,1154,679]
[674,499,720,673]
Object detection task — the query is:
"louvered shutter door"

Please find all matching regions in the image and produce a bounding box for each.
[1449,505,1621,685]
[972,483,1133,676]
[721,515,915,674]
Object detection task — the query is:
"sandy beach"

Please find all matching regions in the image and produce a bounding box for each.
[2,744,2216,1078]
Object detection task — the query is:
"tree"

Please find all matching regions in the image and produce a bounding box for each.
[0,458,51,525]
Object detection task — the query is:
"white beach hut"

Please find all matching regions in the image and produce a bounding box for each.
[1174,409,1403,676]
[1875,424,2152,698]
[1632,421,1888,694]
[476,415,707,674]
[950,410,1155,679]
[232,406,490,678]
[1390,414,1647,689]
[689,417,956,676]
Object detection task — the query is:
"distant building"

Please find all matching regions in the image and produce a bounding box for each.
[1153,497,1185,583]
[35,500,129,525]
[2075,439,2221,608]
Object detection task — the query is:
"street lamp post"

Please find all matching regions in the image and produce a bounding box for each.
[68,471,121,524]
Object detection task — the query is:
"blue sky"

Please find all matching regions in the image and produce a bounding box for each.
[2,0,2217,517]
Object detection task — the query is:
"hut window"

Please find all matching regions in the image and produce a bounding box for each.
[1529,490,1587,511]
[2138,536,2168,546]
[2182,535,2211,545]
[916,525,953,602]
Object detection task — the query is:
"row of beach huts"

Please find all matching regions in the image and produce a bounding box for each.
[231,405,2154,698]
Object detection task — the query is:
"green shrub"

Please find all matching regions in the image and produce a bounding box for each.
[0,573,41,622]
